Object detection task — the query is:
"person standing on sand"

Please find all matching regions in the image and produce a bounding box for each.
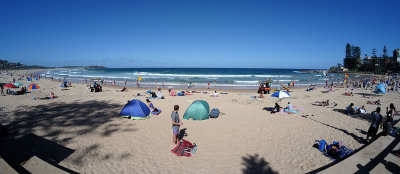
[171,105,183,144]
[207,81,210,89]
[366,107,382,142]
[0,84,4,96]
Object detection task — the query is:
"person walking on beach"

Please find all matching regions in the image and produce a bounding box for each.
[171,105,183,144]
[0,84,4,96]
[366,107,382,142]
[207,81,210,89]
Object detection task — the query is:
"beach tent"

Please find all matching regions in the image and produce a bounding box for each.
[374,83,386,94]
[183,100,210,120]
[271,91,290,98]
[120,99,150,120]
[27,83,40,90]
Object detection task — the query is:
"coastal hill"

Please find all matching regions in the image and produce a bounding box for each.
[0,59,106,70]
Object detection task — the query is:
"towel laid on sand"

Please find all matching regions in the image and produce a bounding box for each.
[171,139,197,157]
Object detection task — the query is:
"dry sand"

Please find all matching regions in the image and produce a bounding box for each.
[0,70,399,173]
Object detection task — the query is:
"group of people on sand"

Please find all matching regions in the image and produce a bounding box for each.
[366,103,399,143]
[269,102,299,114]
[346,103,368,115]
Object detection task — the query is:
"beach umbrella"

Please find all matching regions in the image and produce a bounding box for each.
[4,83,17,88]
[13,82,23,87]
[271,91,290,98]
[27,83,40,90]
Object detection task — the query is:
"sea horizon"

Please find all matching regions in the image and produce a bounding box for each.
[44,67,342,90]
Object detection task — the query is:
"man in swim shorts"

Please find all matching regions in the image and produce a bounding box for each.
[171,105,183,144]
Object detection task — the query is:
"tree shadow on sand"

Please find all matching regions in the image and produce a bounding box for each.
[1,100,136,172]
[301,115,367,144]
[242,154,278,174]
[7,100,135,143]
[332,108,372,122]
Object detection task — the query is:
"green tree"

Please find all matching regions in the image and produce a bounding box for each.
[345,43,351,58]
[372,48,377,58]
[383,46,388,58]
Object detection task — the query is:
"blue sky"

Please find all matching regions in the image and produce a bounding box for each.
[0,0,399,69]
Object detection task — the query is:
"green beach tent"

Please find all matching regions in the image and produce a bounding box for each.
[183,100,210,120]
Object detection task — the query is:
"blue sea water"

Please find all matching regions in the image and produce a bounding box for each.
[44,68,344,89]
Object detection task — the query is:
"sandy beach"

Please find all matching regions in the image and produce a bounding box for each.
[1,70,399,174]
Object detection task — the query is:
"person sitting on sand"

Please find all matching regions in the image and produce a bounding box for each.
[259,92,264,98]
[346,103,356,115]
[356,105,367,114]
[271,103,281,114]
[121,86,128,92]
[50,92,55,99]
[156,88,164,99]
[284,102,298,114]
[367,100,381,105]
[146,99,159,112]
[169,88,176,96]
[211,91,218,97]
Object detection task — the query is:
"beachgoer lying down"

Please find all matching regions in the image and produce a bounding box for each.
[362,94,373,99]
[344,92,353,96]
[312,100,330,106]
[367,100,381,105]
[146,99,160,112]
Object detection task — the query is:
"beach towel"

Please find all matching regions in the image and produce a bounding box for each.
[323,145,353,161]
[171,139,197,157]
[151,109,161,115]
[316,140,353,161]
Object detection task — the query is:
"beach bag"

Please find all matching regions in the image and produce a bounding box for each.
[171,139,197,157]
[327,146,340,159]
[318,140,326,152]
[209,108,220,118]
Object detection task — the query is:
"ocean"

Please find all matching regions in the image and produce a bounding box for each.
[44,68,344,89]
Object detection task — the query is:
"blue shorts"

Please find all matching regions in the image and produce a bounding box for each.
[173,129,179,135]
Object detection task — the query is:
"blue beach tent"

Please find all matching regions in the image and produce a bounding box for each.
[120,99,151,120]
[375,83,386,94]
